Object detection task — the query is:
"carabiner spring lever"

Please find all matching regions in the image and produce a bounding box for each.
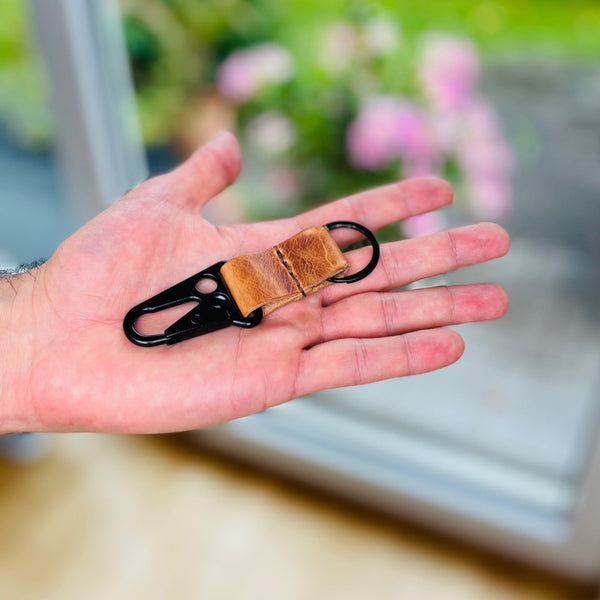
[123,261,262,347]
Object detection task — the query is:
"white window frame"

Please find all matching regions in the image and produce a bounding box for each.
[30,0,147,222]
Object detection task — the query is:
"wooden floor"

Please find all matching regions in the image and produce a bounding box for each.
[0,433,595,600]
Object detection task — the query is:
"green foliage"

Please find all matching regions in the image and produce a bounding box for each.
[123,15,162,86]
[275,0,600,59]
[1,0,599,151]
[0,0,53,149]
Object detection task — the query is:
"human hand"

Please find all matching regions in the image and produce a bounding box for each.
[0,132,509,434]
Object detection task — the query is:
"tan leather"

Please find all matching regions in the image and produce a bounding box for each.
[221,226,349,317]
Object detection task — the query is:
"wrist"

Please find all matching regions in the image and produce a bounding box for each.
[0,265,44,433]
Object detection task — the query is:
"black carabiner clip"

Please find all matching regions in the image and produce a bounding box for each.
[123,261,262,347]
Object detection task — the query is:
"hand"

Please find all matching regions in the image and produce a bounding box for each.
[0,132,509,434]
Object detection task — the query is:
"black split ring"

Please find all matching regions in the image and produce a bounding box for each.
[325,221,380,283]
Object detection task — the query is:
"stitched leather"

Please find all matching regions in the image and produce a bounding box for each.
[221,226,349,317]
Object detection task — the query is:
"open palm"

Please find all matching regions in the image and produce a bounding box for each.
[10,133,509,433]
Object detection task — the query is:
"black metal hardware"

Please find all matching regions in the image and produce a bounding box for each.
[325,221,380,283]
[123,261,262,347]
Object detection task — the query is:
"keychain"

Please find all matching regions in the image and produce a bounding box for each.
[123,221,379,346]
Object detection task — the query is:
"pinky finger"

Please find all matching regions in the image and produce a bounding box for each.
[294,328,464,398]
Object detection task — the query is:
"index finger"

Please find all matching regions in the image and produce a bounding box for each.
[232,177,454,254]
[295,176,453,231]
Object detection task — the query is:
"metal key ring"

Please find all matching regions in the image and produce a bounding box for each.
[325,221,380,283]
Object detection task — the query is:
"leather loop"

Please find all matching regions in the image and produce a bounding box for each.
[220,226,349,317]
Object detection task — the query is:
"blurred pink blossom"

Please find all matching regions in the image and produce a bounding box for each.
[429,109,461,153]
[430,97,514,221]
[462,98,502,133]
[458,135,513,178]
[419,34,480,111]
[246,111,296,156]
[216,43,295,104]
[466,176,513,220]
[402,210,447,238]
[346,95,438,173]
[456,99,514,219]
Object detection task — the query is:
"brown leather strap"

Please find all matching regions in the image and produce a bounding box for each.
[220,226,349,317]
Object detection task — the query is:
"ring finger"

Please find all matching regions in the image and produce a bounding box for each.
[312,283,508,345]
[318,222,509,306]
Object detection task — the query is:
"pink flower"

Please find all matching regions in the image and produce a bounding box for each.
[402,211,447,238]
[458,135,513,178]
[466,176,513,221]
[216,43,294,104]
[430,99,513,174]
[346,95,438,173]
[462,98,502,134]
[429,109,461,153]
[419,34,480,111]
[455,99,514,220]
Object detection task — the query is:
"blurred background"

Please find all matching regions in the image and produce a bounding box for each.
[1,0,600,598]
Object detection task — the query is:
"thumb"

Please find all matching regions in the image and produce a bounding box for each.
[167,131,242,212]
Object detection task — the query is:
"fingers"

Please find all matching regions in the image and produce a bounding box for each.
[296,176,453,232]
[294,328,464,397]
[319,222,510,305]
[314,283,508,344]
[166,131,242,211]
[237,177,454,253]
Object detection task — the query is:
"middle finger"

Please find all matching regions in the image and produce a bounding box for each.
[318,222,509,306]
